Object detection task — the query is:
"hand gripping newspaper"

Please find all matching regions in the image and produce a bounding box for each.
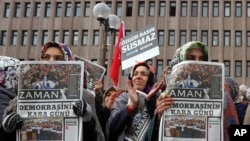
[158,61,224,141]
[17,61,84,141]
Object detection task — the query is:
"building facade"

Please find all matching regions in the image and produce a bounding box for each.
[0,0,250,89]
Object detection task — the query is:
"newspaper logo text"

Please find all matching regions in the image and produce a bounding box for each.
[19,90,61,99]
[234,129,247,136]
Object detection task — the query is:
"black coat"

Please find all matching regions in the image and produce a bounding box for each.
[0,87,17,141]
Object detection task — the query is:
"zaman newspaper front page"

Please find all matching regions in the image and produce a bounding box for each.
[17,61,84,141]
[159,61,224,141]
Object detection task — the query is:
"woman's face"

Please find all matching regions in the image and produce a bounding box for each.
[186,48,205,61]
[104,90,117,107]
[42,47,64,61]
[132,66,149,91]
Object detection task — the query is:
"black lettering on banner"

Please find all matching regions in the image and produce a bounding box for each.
[230,125,250,140]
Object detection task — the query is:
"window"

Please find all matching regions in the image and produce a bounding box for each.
[106,2,112,8]
[0,31,7,45]
[213,2,219,17]
[82,30,88,45]
[25,3,31,17]
[224,31,230,47]
[22,30,28,45]
[167,59,172,66]
[212,30,219,46]
[157,60,163,76]
[247,31,250,47]
[139,1,145,16]
[180,30,186,46]
[56,2,62,17]
[235,31,242,47]
[247,61,250,77]
[63,30,69,45]
[146,59,152,65]
[72,30,78,45]
[122,68,130,76]
[42,30,48,45]
[181,2,187,17]
[84,2,90,16]
[191,30,197,41]
[170,2,176,16]
[224,2,231,17]
[32,30,38,45]
[247,2,250,17]
[201,30,208,45]
[75,2,81,16]
[11,31,18,45]
[35,3,41,17]
[235,2,242,17]
[168,30,175,46]
[224,60,230,77]
[93,30,99,45]
[191,2,198,17]
[211,60,218,62]
[45,2,51,17]
[15,3,21,17]
[65,2,71,17]
[4,3,10,18]
[159,1,166,16]
[158,30,164,46]
[53,30,60,42]
[149,1,155,16]
[202,1,208,17]
[125,30,131,36]
[235,61,242,77]
[126,2,133,16]
[116,2,122,16]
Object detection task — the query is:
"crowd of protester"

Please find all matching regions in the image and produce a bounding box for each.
[0,40,250,141]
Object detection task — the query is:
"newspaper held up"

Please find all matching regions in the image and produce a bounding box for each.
[159,61,224,141]
[17,61,84,141]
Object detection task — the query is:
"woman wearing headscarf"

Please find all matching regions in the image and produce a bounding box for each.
[148,41,239,141]
[225,77,248,125]
[0,56,20,141]
[106,62,168,141]
[2,42,104,141]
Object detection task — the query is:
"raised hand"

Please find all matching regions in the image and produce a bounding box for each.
[73,100,92,122]
[126,79,138,110]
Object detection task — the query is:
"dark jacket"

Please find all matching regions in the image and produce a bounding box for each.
[0,87,17,141]
[95,93,111,135]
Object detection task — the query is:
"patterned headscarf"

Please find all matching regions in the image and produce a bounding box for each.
[0,56,20,92]
[41,41,73,61]
[225,77,239,103]
[169,41,208,69]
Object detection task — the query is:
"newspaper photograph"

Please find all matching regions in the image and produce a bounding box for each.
[74,55,106,94]
[159,61,224,141]
[17,61,84,141]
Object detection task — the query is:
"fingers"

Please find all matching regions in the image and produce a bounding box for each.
[156,94,174,120]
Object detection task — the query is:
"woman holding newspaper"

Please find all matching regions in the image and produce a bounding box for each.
[1,41,102,141]
[0,56,20,141]
[147,41,239,141]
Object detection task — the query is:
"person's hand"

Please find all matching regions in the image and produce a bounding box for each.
[73,100,92,122]
[106,92,119,110]
[155,91,174,121]
[146,80,165,101]
[94,79,103,94]
[2,112,23,133]
[115,87,124,96]
[126,79,138,110]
